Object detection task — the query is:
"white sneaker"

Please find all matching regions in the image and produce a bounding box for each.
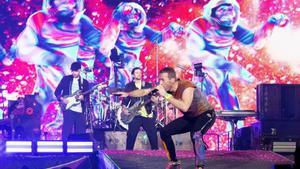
[166,160,181,169]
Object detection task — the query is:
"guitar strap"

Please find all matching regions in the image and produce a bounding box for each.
[78,76,83,91]
[134,80,144,103]
[140,81,145,103]
[142,81,145,88]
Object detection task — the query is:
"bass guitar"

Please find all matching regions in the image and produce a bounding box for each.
[120,99,153,124]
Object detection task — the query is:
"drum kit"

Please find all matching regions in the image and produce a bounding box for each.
[88,87,179,131]
[88,87,125,131]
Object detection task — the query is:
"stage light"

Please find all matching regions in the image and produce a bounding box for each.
[5,141,32,153]
[273,141,296,153]
[67,141,93,153]
[37,141,63,153]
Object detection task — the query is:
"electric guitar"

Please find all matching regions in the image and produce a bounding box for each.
[60,83,107,111]
[121,99,153,124]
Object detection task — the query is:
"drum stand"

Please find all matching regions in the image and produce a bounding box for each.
[110,95,123,131]
[110,59,125,131]
[83,71,95,135]
[86,102,94,134]
[90,90,106,128]
[155,97,167,128]
[112,110,119,131]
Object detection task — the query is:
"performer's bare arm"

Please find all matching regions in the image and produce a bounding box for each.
[115,88,153,97]
[156,85,194,112]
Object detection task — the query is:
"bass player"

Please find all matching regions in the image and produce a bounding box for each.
[122,67,158,150]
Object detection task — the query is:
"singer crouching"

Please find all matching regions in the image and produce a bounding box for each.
[116,67,216,169]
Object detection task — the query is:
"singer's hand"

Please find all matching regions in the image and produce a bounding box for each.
[155,85,167,96]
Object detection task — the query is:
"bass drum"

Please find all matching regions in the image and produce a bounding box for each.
[116,107,128,130]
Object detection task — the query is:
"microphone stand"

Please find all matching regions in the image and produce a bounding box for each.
[83,71,94,136]
[193,63,207,92]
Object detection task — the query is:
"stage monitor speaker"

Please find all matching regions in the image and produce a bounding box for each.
[260,120,300,138]
[295,146,300,169]
[9,95,42,140]
[234,124,261,150]
[257,84,300,121]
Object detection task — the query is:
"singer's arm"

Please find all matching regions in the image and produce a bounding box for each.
[115,88,154,98]
[114,88,156,97]
[128,88,153,97]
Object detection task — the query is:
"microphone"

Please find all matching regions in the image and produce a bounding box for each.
[150,89,159,96]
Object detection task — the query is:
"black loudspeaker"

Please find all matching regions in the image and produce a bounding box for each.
[272,164,294,169]
[295,147,300,169]
[257,84,300,139]
[234,124,261,150]
[257,84,300,121]
[234,126,252,150]
[13,95,42,140]
[260,120,300,138]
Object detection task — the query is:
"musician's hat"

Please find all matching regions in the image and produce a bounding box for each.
[70,61,81,71]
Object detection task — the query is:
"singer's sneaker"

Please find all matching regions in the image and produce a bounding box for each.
[195,159,205,169]
[166,160,181,169]
[195,165,204,169]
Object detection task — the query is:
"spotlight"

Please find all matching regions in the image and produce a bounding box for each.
[37,141,63,153]
[5,141,32,153]
[273,141,296,153]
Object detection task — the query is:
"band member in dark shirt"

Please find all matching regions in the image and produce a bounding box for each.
[54,61,89,141]
[117,67,216,169]
[122,67,158,150]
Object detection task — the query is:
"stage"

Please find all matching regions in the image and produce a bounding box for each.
[0,128,297,168]
[104,150,294,169]
[0,149,293,169]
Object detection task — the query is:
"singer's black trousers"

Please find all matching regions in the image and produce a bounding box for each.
[160,109,216,161]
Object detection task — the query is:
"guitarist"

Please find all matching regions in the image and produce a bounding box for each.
[54,61,90,141]
[122,67,158,150]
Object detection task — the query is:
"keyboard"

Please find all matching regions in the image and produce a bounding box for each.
[216,110,256,119]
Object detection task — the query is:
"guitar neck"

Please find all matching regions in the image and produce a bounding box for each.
[72,83,103,97]
[81,86,97,96]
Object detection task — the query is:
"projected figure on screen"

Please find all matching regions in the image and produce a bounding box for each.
[0,44,6,62]
[15,0,101,124]
[99,2,183,87]
[186,0,288,110]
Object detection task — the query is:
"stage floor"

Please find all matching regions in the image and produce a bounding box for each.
[0,149,294,169]
[104,150,294,169]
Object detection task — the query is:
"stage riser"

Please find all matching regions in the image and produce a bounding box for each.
[102,131,194,150]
